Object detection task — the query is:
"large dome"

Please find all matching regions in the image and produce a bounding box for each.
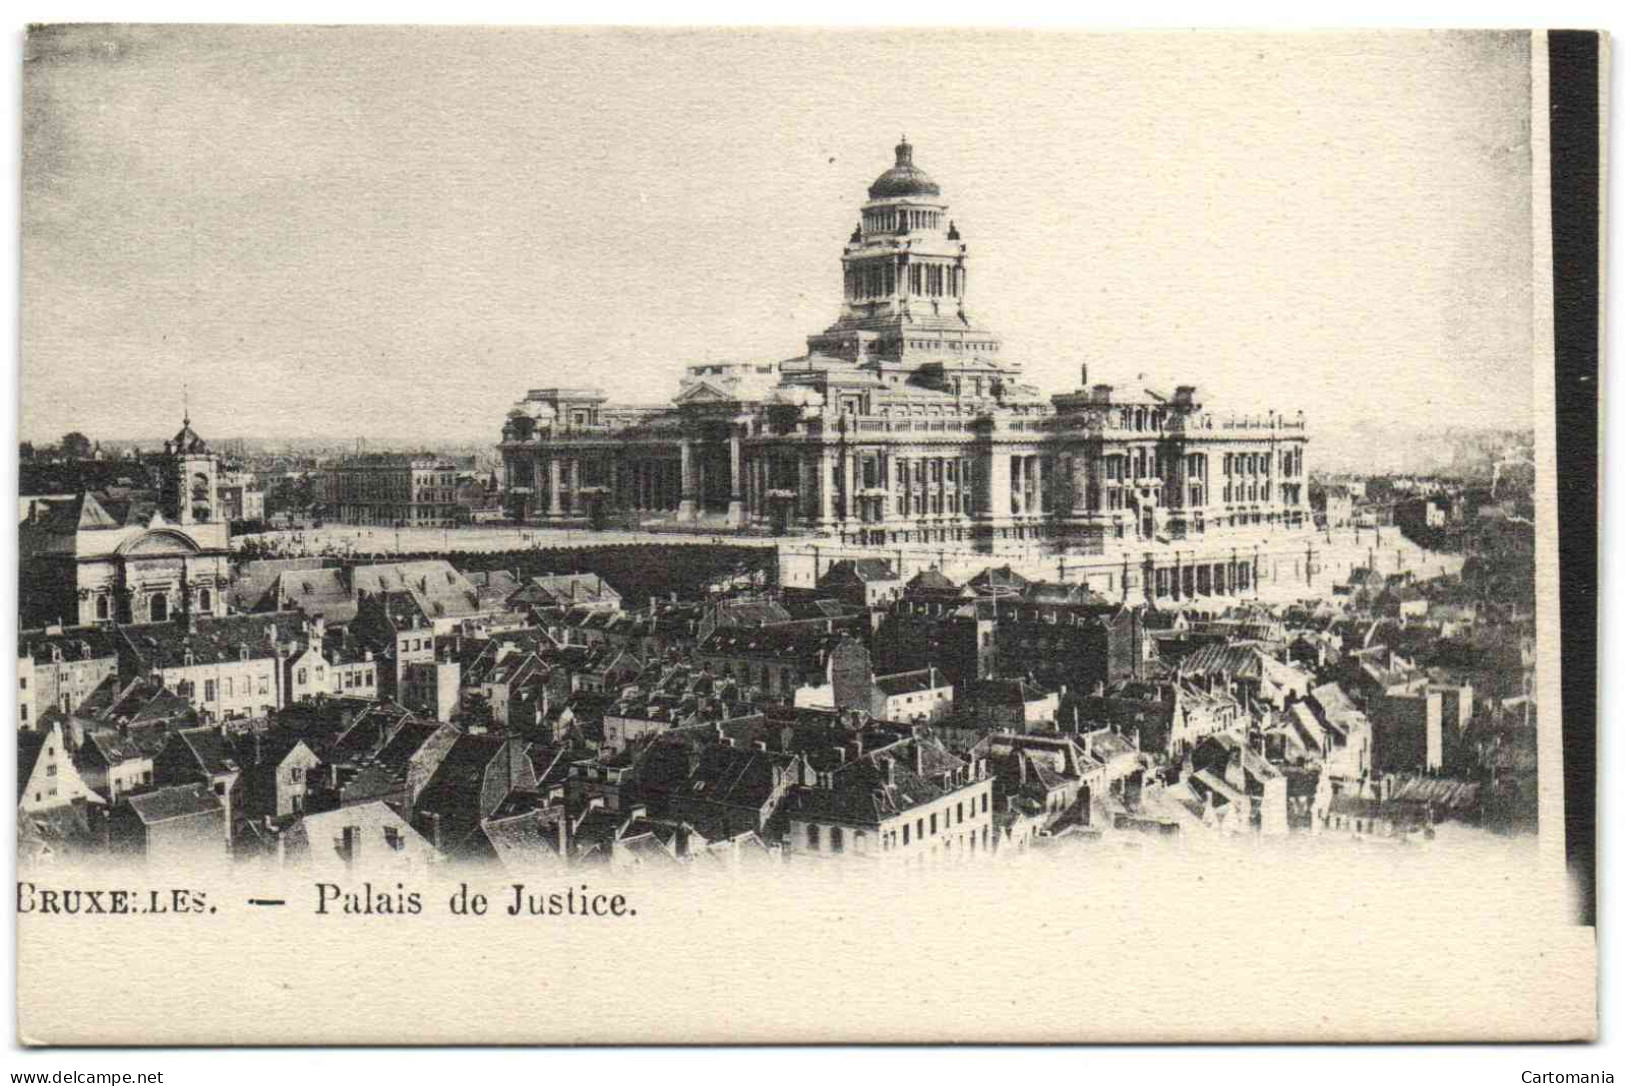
[867,137,941,199]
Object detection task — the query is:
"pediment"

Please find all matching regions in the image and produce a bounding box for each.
[673,381,737,405]
[117,528,202,557]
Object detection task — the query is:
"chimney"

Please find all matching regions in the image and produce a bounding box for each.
[552,809,570,858]
[1017,752,1028,785]
[1080,362,1088,388]
[752,739,768,752]
[779,724,795,753]
[341,824,360,868]
[833,745,846,765]
[883,755,896,787]
[914,742,925,777]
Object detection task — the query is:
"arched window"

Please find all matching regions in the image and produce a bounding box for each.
[198,588,212,613]
[150,593,168,623]
[95,595,109,621]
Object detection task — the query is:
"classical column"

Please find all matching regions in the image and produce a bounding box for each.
[547,457,563,517]
[798,455,814,524]
[818,449,835,526]
[678,439,698,521]
[843,450,858,523]
[1011,455,1025,516]
[978,449,1010,524]
[727,426,746,527]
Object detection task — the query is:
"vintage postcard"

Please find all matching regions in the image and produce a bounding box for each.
[12,26,1602,1044]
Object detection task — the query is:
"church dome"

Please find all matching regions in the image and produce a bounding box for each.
[170,415,207,454]
[867,138,941,199]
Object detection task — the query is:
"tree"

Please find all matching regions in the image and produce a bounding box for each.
[60,431,93,460]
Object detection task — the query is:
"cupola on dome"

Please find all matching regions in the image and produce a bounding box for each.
[867,137,941,199]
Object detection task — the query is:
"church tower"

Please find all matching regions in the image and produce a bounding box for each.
[160,411,218,526]
[806,137,1010,382]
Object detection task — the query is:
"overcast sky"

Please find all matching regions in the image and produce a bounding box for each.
[22,27,1533,446]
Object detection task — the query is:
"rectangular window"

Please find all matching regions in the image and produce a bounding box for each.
[930,813,937,835]
[957,802,963,825]
[903,824,910,845]
[981,793,988,814]
[830,826,844,854]
[807,824,820,851]
[204,680,216,702]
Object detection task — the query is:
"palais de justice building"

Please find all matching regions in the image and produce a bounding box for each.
[499,139,1309,566]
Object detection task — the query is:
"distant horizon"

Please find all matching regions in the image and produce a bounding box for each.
[24,27,1535,447]
[22,416,1534,480]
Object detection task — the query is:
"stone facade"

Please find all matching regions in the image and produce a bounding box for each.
[18,415,232,628]
[326,452,460,526]
[499,139,1310,562]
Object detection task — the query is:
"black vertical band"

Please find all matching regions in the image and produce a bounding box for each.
[1548,29,1600,927]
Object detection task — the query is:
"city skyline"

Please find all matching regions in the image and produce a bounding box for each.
[25,28,1533,447]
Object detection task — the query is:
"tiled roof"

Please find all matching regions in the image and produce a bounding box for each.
[118,613,306,670]
[19,626,118,663]
[787,738,972,826]
[276,568,357,624]
[84,728,147,766]
[24,492,122,534]
[1176,643,1268,681]
[516,573,622,609]
[641,741,793,811]
[17,731,47,802]
[229,558,332,613]
[823,558,897,583]
[1387,776,1480,810]
[966,565,1031,594]
[965,678,1051,706]
[466,569,524,609]
[904,568,962,594]
[873,669,946,697]
[354,560,483,620]
[698,626,846,666]
[480,809,568,871]
[125,782,222,824]
[174,727,242,777]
